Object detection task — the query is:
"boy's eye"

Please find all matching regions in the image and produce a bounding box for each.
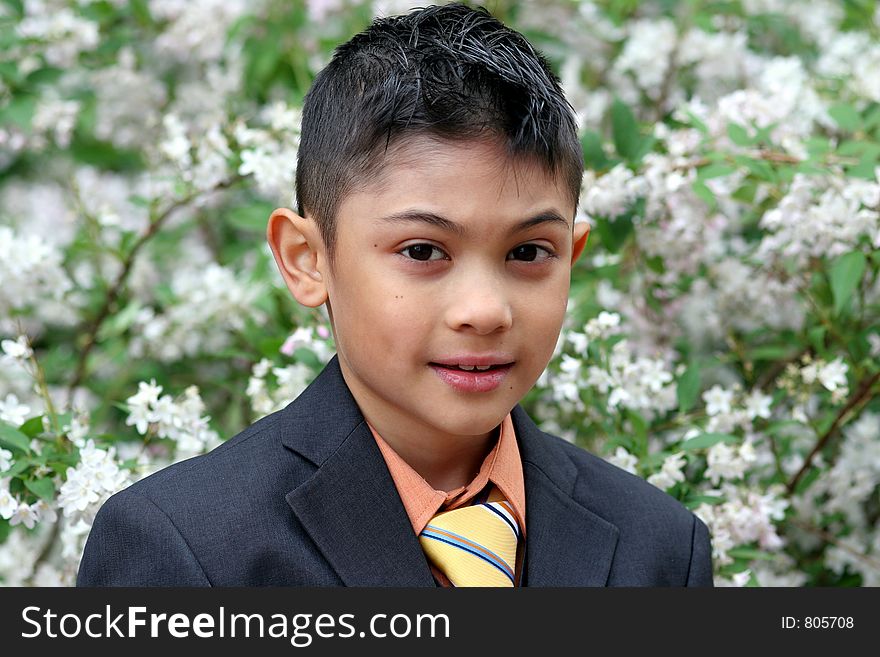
[401,244,446,262]
[509,244,553,262]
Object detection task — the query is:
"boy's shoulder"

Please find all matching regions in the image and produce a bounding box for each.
[525,419,701,531]
[115,355,362,504]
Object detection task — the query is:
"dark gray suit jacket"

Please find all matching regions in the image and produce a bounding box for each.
[76,354,714,586]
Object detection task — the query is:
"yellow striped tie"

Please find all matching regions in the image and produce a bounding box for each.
[419,486,520,587]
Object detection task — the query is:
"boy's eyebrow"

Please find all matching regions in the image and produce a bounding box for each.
[373,209,570,236]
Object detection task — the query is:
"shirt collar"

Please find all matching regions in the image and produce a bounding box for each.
[368,412,526,538]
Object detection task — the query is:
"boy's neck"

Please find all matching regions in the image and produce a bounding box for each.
[380,423,500,493]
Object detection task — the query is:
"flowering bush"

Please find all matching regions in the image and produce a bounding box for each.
[1,0,878,587]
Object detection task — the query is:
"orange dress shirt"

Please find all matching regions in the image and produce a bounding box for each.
[367,412,527,587]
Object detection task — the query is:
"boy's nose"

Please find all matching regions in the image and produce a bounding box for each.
[444,275,513,335]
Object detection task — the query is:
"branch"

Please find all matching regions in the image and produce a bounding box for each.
[65,177,242,405]
[786,370,880,494]
[786,517,880,574]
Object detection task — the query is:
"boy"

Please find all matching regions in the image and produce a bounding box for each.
[77,3,713,587]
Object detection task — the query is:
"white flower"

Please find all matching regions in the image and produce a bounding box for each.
[647,451,687,490]
[9,502,38,529]
[32,499,57,524]
[1,336,33,360]
[606,446,638,475]
[0,486,18,519]
[125,399,152,435]
[0,393,31,426]
[584,311,623,339]
[58,440,131,522]
[705,440,758,485]
[160,114,192,170]
[582,164,646,219]
[716,570,752,587]
[252,358,273,379]
[150,395,179,434]
[0,448,12,472]
[129,379,163,407]
[703,384,734,416]
[564,330,589,354]
[817,357,848,392]
[799,361,818,384]
[744,389,772,420]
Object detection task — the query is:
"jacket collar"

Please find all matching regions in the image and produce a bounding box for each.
[282,355,619,586]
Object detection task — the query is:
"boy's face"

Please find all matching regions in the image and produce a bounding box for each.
[271,135,589,448]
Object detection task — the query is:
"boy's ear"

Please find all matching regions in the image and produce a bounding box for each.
[266,208,328,308]
[570,220,591,266]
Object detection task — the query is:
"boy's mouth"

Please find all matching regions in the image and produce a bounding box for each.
[428,361,515,393]
[429,363,512,371]
[429,352,515,370]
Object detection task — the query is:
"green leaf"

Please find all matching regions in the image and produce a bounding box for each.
[731,183,757,203]
[641,450,672,469]
[829,251,866,316]
[25,67,64,86]
[727,547,776,561]
[848,154,879,180]
[683,109,709,135]
[808,325,827,354]
[828,103,861,132]
[69,136,143,171]
[626,409,648,442]
[735,155,776,182]
[24,477,55,502]
[0,518,10,543]
[645,254,665,274]
[292,346,321,370]
[747,345,798,361]
[727,123,753,147]
[804,136,832,157]
[697,163,736,180]
[227,202,276,232]
[18,415,45,438]
[794,467,821,494]
[683,494,724,509]
[766,419,804,436]
[866,104,880,132]
[610,98,642,162]
[632,135,657,162]
[680,432,739,451]
[129,0,153,24]
[97,300,143,341]
[594,213,634,253]
[581,130,609,170]
[5,459,30,477]
[0,94,37,130]
[691,180,717,210]
[837,140,880,158]
[677,363,701,414]
[0,424,31,453]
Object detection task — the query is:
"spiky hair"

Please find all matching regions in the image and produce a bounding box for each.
[296,2,583,270]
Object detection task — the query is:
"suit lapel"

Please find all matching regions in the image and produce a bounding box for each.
[280,354,619,586]
[511,405,620,586]
[281,355,436,586]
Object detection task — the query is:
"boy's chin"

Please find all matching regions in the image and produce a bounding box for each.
[424,408,511,436]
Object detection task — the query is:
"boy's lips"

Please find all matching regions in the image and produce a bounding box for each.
[428,361,514,393]
[429,353,516,368]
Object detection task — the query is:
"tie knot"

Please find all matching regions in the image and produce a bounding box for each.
[419,494,520,587]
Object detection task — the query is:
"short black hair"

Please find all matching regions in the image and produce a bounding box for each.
[295,2,583,271]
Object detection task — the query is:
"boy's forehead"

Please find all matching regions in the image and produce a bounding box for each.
[359,134,570,205]
[332,134,574,242]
